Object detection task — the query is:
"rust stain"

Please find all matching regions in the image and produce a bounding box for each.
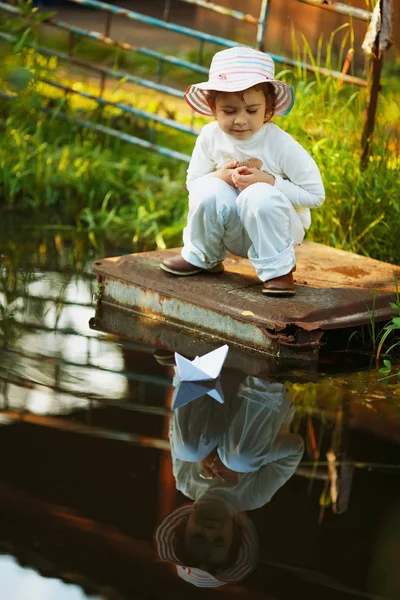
[326,266,367,278]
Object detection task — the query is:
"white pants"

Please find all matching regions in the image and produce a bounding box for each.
[182,175,305,281]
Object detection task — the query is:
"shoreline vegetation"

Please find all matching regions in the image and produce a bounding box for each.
[0,4,399,263]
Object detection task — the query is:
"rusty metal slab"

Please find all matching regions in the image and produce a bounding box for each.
[89,306,319,375]
[92,242,400,359]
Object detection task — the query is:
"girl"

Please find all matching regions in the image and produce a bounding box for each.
[161,46,325,296]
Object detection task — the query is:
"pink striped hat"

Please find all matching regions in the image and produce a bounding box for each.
[185,46,294,117]
[155,504,258,587]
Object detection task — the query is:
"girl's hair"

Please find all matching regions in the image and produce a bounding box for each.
[204,82,277,123]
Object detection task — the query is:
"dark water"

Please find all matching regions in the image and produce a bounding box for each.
[1,235,400,599]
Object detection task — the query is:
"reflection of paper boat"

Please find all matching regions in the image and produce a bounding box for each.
[174,345,229,382]
[172,380,224,410]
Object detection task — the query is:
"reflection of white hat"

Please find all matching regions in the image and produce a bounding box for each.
[155,504,258,587]
[185,46,294,117]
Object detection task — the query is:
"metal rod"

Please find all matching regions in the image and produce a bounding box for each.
[104,10,112,37]
[294,0,371,22]
[163,0,171,22]
[197,38,205,65]
[39,76,199,136]
[101,9,111,101]
[0,32,187,98]
[41,19,368,87]
[0,0,372,23]
[68,31,75,56]
[0,13,367,88]
[156,59,164,84]
[256,0,270,51]
[0,90,190,162]
[67,0,240,48]
[265,52,367,87]
[47,112,192,163]
[176,0,258,25]
[45,19,208,74]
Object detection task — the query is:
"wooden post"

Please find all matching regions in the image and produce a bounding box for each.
[361,54,383,170]
[360,0,386,170]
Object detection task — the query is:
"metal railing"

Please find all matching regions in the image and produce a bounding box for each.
[0,0,386,163]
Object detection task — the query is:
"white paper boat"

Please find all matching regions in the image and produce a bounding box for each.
[174,344,229,382]
[172,380,224,410]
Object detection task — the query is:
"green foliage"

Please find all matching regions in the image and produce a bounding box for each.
[0,6,399,265]
[376,277,400,380]
[0,107,188,249]
[276,25,400,264]
[379,359,400,380]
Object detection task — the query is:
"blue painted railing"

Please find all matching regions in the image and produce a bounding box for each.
[0,0,375,163]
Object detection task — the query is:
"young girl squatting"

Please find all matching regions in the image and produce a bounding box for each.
[161,47,325,296]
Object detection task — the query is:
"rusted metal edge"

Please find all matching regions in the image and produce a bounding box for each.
[95,272,324,356]
[94,260,397,332]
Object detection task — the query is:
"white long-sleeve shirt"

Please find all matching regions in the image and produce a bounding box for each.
[171,376,304,512]
[173,433,304,512]
[186,121,325,229]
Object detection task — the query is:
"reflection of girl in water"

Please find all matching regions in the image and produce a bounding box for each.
[155,376,304,587]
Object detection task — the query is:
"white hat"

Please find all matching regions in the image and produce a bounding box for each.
[155,504,258,587]
[184,46,294,117]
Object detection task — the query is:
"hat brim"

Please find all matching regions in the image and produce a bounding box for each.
[185,78,294,117]
[155,504,258,587]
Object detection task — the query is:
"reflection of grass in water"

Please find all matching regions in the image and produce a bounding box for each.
[288,372,400,518]
[0,220,98,349]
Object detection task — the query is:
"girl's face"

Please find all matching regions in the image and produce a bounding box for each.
[214,87,267,140]
[185,501,234,566]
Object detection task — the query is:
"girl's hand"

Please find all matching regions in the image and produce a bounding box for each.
[211,160,239,186]
[232,166,275,191]
[209,455,239,485]
[199,451,239,485]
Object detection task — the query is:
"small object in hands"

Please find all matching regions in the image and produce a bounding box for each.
[199,471,215,480]
[175,345,229,382]
[237,157,263,170]
[262,270,296,296]
[160,255,224,276]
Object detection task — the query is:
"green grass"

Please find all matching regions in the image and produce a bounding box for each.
[0,5,400,264]
[0,107,189,250]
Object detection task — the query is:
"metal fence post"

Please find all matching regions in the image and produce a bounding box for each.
[256,0,271,51]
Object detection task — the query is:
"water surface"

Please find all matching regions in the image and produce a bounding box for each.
[0,235,399,599]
